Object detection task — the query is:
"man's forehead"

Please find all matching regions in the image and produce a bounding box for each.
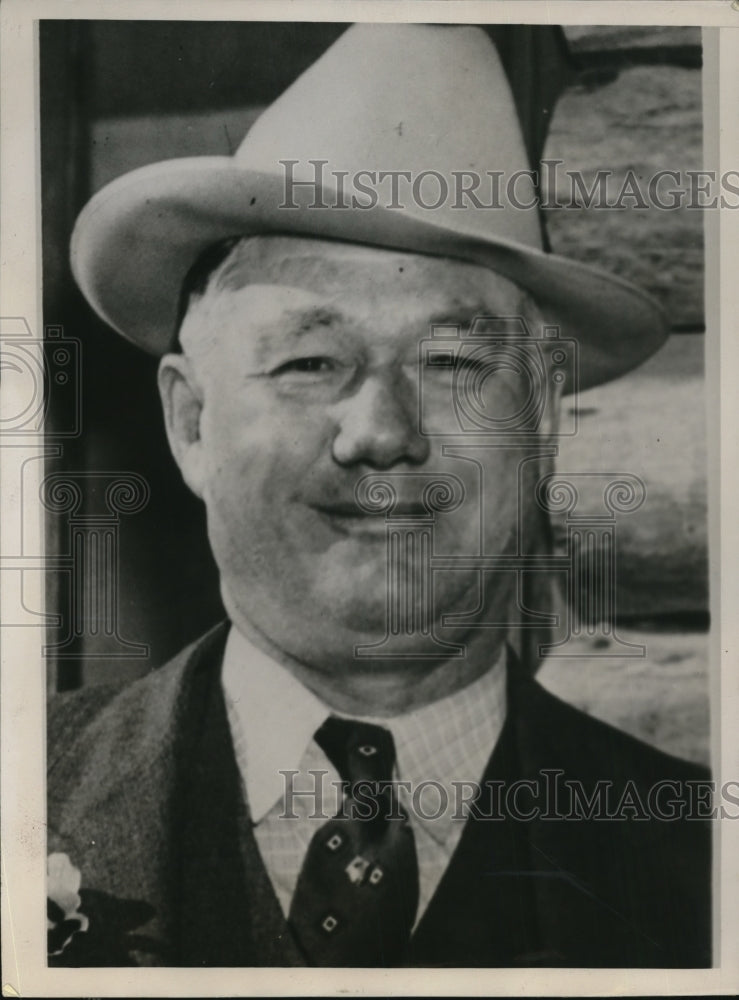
[203,234,524,305]
[177,235,531,360]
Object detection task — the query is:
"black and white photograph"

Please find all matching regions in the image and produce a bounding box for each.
[2,1,738,994]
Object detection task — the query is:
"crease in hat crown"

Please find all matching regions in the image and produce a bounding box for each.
[70,21,668,389]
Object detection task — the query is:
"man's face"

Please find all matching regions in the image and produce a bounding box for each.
[161,237,557,668]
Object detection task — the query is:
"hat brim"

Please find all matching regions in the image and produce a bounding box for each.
[71,156,669,393]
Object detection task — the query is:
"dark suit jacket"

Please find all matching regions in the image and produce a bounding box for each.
[47,622,712,968]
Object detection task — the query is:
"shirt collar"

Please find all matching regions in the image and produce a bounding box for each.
[222,625,329,821]
[222,625,507,839]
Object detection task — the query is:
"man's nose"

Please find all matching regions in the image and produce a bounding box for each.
[331,372,430,468]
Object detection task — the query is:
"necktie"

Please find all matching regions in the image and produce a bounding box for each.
[288,716,419,966]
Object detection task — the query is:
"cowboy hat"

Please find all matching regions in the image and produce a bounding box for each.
[70,23,668,391]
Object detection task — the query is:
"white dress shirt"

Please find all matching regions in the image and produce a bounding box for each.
[222,625,507,923]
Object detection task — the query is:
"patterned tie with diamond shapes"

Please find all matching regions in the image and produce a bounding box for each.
[288,716,420,966]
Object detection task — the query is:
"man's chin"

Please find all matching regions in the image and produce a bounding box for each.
[308,560,479,639]
[311,588,456,646]
[316,589,394,635]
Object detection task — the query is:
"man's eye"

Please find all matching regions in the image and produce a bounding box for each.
[271,357,336,376]
[424,353,484,372]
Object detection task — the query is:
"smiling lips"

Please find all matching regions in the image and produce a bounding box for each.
[312,500,429,534]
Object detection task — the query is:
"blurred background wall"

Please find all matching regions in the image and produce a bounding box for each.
[40,22,709,763]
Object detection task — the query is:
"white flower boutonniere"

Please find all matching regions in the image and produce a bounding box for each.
[47,852,89,957]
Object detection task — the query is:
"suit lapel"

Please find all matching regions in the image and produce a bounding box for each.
[508,670,671,966]
[176,647,304,965]
[408,710,545,966]
[409,660,672,968]
[47,624,232,965]
[48,621,305,967]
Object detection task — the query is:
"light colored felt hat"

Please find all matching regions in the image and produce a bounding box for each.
[70,23,668,390]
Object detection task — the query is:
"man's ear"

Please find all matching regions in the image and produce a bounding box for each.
[157,353,206,499]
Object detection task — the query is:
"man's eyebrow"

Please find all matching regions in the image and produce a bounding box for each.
[426,304,495,330]
[280,305,344,335]
[249,305,344,366]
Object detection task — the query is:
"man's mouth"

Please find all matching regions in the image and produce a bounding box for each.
[311,501,429,535]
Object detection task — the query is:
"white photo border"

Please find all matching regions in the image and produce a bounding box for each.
[1,1,737,995]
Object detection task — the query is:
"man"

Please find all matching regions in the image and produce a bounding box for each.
[47,23,711,968]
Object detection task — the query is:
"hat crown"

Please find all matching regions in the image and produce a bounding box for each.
[69,21,666,383]
[238,23,541,248]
